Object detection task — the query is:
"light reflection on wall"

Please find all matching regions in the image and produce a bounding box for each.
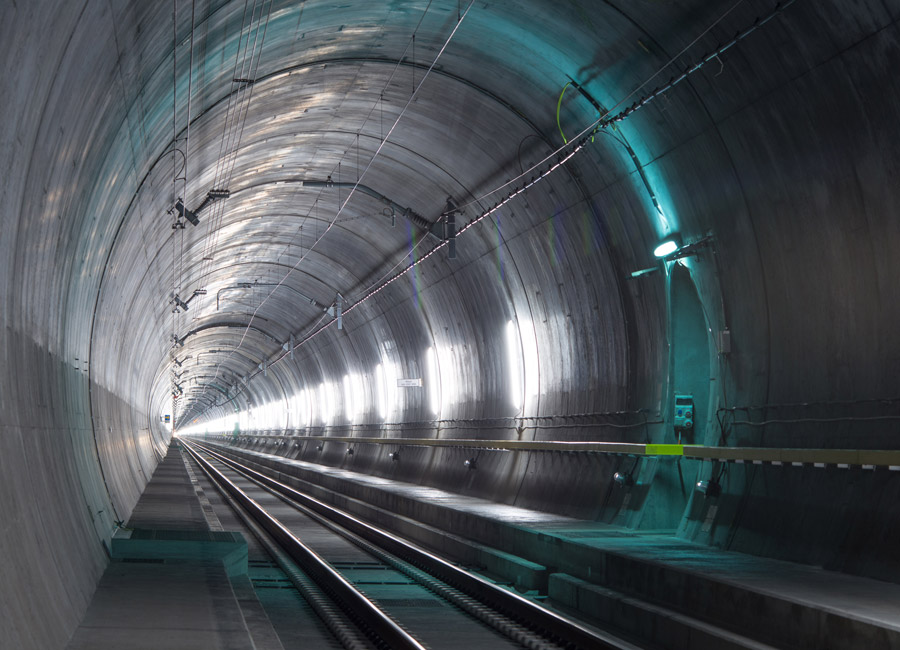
[436,344,457,416]
[343,373,365,422]
[179,335,474,434]
[320,382,335,425]
[506,317,540,413]
[426,346,440,415]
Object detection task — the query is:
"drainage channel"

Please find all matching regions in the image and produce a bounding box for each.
[182,438,639,650]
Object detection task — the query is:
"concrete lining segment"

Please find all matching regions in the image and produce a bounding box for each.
[111,529,248,578]
[65,562,256,650]
[204,441,900,649]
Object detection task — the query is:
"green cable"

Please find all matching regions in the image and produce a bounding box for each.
[556,82,572,144]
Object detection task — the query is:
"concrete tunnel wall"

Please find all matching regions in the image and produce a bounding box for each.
[2,1,900,647]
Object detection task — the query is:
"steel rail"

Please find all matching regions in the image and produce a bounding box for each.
[189,439,633,650]
[193,441,571,650]
[181,439,426,650]
[182,442,376,650]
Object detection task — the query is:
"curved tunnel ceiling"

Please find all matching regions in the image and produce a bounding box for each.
[10,0,895,439]
[7,0,897,439]
[87,0,658,429]
[6,1,900,647]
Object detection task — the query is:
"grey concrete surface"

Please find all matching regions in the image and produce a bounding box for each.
[66,444,278,650]
[2,0,900,647]
[65,561,256,650]
[204,442,900,649]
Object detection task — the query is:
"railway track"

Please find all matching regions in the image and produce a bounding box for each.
[181,439,639,650]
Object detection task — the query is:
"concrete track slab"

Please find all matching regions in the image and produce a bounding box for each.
[66,445,279,650]
[212,443,900,647]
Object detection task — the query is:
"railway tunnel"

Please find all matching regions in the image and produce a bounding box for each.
[3,0,900,648]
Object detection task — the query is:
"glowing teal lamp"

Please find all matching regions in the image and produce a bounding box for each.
[653,235,681,258]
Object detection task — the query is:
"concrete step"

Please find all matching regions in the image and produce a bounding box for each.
[549,573,779,650]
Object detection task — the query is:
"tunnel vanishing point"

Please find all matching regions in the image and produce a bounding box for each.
[3,1,900,648]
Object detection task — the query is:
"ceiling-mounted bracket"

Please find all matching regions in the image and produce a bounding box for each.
[444,197,458,259]
[282,334,295,359]
[336,293,343,330]
[170,189,230,229]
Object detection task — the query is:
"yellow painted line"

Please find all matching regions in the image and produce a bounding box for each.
[644,444,684,456]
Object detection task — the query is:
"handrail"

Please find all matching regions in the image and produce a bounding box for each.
[192,434,900,469]
[684,446,900,468]
[223,434,683,455]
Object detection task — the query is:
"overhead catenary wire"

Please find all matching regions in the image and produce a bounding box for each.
[344,0,798,317]
[171,0,179,408]
[450,0,759,218]
[197,1,466,399]
[328,0,788,327]
[195,0,435,312]
[185,0,797,421]
[190,2,475,413]
[174,0,274,419]
[197,0,273,287]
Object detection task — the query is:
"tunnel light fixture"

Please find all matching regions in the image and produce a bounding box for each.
[613,471,635,487]
[696,479,722,498]
[653,239,680,258]
[654,234,713,261]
